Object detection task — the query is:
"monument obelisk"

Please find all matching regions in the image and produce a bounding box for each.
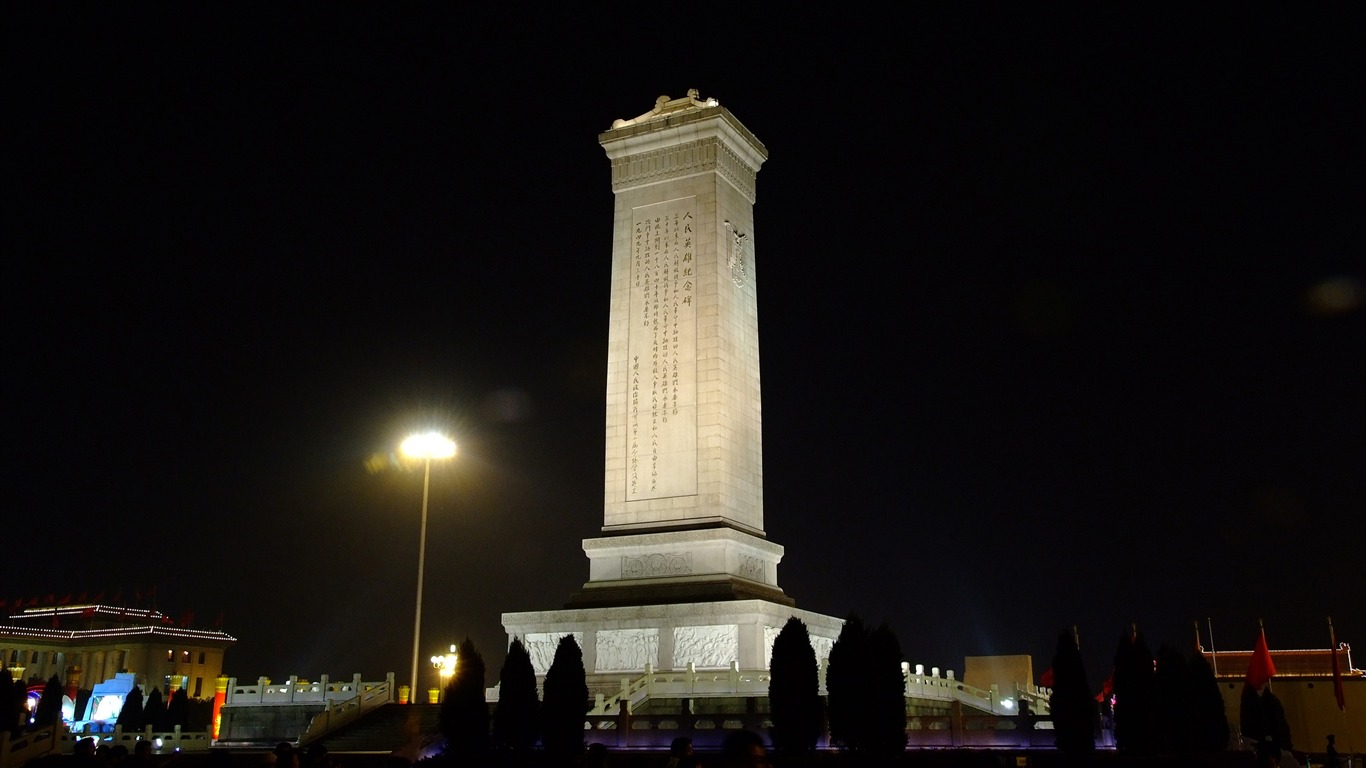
[503,91,840,682]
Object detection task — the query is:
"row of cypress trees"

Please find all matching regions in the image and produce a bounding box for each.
[436,634,587,757]
[1050,625,1232,757]
[767,614,910,756]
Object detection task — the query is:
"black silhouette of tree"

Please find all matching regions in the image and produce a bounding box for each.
[866,622,907,756]
[1240,683,1266,750]
[825,614,868,751]
[1185,650,1228,751]
[1048,628,1096,755]
[493,638,538,751]
[32,675,63,728]
[1154,644,1193,751]
[0,670,16,734]
[119,685,145,732]
[166,687,189,729]
[142,688,166,732]
[1113,626,1157,754]
[768,617,820,754]
[540,635,587,757]
[438,637,489,754]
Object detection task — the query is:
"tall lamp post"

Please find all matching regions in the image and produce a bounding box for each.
[401,431,456,703]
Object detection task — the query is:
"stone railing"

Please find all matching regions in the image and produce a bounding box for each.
[587,661,1050,718]
[582,708,1059,750]
[297,674,397,746]
[0,724,63,768]
[589,662,769,715]
[62,724,212,754]
[903,663,1051,716]
[224,673,392,706]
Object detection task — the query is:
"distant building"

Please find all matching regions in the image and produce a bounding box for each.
[1203,644,1364,753]
[1,603,235,700]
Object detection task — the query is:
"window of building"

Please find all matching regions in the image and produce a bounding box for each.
[167,649,175,662]
[181,650,191,664]
[31,651,40,664]
[198,652,205,665]
[194,678,203,697]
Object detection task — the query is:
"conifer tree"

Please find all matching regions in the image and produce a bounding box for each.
[166,687,190,729]
[768,617,819,753]
[825,613,868,751]
[0,670,14,734]
[119,685,145,732]
[1185,650,1228,751]
[32,675,63,728]
[1113,626,1157,754]
[493,638,538,751]
[142,687,166,732]
[1154,643,1193,752]
[866,622,907,756]
[1239,683,1266,749]
[1048,628,1096,755]
[438,637,489,754]
[540,635,587,756]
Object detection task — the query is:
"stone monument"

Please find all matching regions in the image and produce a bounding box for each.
[502,90,841,683]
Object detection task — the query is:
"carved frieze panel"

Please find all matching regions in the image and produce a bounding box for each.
[595,628,660,672]
[673,624,739,669]
[622,551,693,579]
[524,632,584,676]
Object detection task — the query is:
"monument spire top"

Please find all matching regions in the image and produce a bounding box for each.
[610,88,720,129]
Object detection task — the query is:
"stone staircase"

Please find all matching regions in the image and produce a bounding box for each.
[312,703,441,753]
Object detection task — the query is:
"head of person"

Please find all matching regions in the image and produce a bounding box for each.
[720,730,768,767]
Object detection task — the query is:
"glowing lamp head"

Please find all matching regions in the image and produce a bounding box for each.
[402,432,456,460]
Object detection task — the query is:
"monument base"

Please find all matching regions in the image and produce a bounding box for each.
[502,599,842,692]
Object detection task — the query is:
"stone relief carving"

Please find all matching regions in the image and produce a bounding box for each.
[723,220,748,287]
[622,552,692,579]
[737,553,765,582]
[763,626,834,669]
[595,628,659,672]
[524,632,583,676]
[673,624,739,669]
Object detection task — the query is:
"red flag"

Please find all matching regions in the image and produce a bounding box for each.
[1246,626,1276,689]
[1095,670,1114,703]
[1330,617,1346,712]
[81,607,95,618]
[1039,667,1055,687]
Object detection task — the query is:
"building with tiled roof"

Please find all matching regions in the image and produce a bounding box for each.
[1,603,236,701]
[1202,644,1363,755]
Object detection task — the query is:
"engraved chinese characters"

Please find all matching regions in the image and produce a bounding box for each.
[627,198,698,501]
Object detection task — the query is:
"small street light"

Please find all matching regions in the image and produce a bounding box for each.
[431,644,458,701]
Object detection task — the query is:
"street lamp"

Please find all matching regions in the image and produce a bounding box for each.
[431,644,458,701]
[401,431,456,703]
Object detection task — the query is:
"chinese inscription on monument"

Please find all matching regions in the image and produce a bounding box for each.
[627,197,698,501]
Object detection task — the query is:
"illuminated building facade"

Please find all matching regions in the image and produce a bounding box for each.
[1204,645,1364,753]
[0,604,236,701]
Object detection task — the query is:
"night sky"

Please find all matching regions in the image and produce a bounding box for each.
[6,7,1362,691]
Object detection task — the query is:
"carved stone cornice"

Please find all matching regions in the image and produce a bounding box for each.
[608,136,759,202]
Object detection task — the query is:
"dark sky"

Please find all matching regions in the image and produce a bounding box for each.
[6,7,1362,690]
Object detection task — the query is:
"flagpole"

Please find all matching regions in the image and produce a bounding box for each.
[1260,618,1272,693]
[1208,617,1219,677]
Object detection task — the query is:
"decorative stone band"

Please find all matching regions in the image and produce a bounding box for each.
[607,137,759,202]
[622,552,693,578]
[600,103,767,203]
[583,527,784,587]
